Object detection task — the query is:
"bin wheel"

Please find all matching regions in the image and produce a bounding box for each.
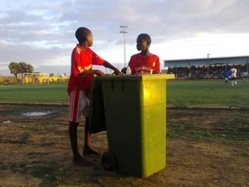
[101,151,116,171]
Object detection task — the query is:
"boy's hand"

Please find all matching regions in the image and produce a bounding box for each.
[95,70,105,76]
[113,69,122,75]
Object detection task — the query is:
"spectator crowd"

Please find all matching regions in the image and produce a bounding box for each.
[167,64,248,79]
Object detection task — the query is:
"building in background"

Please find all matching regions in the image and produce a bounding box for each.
[0,72,69,85]
[164,56,249,79]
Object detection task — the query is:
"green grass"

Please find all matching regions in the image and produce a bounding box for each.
[1,80,248,186]
[167,79,249,108]
[167,117,249,142]
[0,83,68,104]
[0,79,249,108]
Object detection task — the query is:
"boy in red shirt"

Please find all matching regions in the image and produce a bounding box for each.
[67,27,121,166]
[127,33,160,74]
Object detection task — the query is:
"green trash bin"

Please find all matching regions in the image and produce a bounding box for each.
[89,78,106,134]
[99,74,167,178]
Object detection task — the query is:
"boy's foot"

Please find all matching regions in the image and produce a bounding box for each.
[83,146,102,156]
[73,157,94,166]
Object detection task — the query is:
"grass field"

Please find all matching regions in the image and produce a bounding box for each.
[0,79,248,108]
[0,83,68,104]
[167,79,249,108]
[0,79,248,186]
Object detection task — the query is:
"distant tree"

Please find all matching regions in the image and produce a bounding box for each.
[8,62,34,84]
[8,62,19,80]
[26,64,34,73]
[18,62,34,84]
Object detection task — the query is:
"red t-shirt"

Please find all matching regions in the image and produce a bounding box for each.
[128,53,160,74]
[67,44,105,94]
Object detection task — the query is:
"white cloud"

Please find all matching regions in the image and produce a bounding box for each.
[0,0,249,75]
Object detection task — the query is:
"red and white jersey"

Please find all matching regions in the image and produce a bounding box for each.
[128,53,160,75]
[67,44,105,95]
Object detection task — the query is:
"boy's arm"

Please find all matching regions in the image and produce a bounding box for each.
[152,56,161,74]
[79,69,106,77]
[103,61,122,75]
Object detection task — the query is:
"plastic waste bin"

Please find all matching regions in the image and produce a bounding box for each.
[98,74,167,178]
[89,78,106,133]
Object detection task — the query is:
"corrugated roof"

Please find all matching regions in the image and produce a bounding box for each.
[164,56,249,67]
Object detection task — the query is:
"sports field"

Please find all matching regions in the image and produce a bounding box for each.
[0,79,248,186]
[167,79,249,109]
[0,79,248,108]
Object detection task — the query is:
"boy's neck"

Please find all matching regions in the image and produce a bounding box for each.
[79,42,88,50]
[140,49,150,56]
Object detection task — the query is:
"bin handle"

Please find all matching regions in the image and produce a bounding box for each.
[110,80,125,91]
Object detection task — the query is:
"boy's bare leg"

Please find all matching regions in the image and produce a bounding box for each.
[83,117,102,156]
[69,122,93,165]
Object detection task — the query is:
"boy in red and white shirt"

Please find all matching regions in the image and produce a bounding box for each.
[67,27,121,166]
[127,33,160,75]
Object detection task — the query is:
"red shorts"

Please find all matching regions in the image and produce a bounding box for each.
[68,90,90,123]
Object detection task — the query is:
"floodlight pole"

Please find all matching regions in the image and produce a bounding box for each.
[247,57,249,73]
[207,53,210,77]
[120,25,128,67]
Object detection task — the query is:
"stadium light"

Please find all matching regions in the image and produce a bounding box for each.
[120,25,128,67]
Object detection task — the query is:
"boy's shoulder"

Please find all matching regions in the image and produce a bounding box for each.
[150,53,159,58]
[131,53,141,57]
[73,45,94,54]
[131,53,159,58]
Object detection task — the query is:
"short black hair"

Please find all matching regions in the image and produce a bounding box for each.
[137,33,151,44]
[121,67,127,74]
[75,27,91,43]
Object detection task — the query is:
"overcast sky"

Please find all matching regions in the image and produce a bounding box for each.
[1,0,249,76]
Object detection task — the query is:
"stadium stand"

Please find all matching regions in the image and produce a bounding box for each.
[164,56,249,79]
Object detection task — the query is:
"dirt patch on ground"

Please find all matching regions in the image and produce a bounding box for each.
[0,105,248,187]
